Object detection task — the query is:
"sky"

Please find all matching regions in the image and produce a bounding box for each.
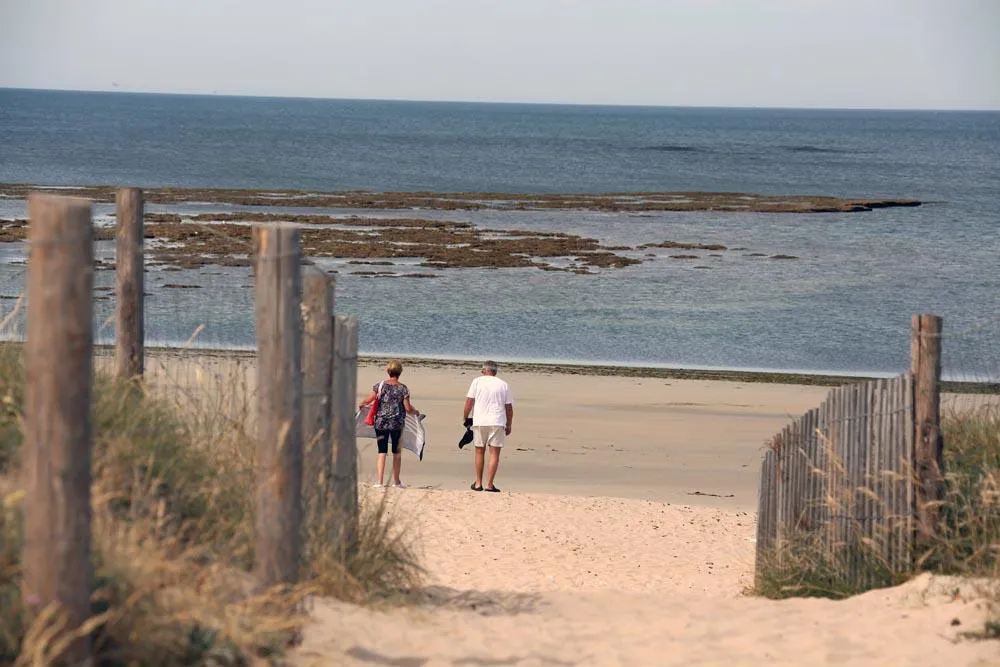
[0,0,998,109]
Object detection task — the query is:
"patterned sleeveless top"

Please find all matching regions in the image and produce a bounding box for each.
[372,381,409,431]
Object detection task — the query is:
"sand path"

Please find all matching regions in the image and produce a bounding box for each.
[143,355,995,665]
[294,489,996,667]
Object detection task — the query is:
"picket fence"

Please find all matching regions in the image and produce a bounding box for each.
[755,374,916,585]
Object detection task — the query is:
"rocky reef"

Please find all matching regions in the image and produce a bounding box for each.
[0,183,921,214]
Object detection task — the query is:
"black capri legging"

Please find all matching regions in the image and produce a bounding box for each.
[375,428,402,455]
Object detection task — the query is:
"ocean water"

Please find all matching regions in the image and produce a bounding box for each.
[1,88,998,378]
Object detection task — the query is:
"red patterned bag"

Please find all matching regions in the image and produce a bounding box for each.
[364,382,384,427]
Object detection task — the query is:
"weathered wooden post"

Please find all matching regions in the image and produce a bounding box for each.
[115,187,144,380]
[23,195,95,664]
[911,313,943,543]
[331,314,359,552]
[301,269,333,527]
[254,225,304,587]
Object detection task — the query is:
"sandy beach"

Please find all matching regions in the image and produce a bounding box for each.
[355,362,837,509]
[142,353,996,665]
[295,487,995,666]
[143,353,835,509]
[4,21,998,664]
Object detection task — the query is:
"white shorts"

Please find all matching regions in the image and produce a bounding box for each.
[473,425,506,448]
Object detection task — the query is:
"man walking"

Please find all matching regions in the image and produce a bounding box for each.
[463,360,513,492]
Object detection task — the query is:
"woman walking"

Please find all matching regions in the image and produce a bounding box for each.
[359,360,421,488]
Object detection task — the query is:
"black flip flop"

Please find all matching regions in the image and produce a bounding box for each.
[484,486,501,493]
[471,483,483,492]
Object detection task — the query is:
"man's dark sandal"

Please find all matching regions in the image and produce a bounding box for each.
[471,483,483,492]
[485,487,501,493]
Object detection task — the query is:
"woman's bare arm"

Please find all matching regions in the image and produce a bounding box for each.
[358,390,378,410]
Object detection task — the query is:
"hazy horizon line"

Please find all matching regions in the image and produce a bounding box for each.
[4,85,999,114]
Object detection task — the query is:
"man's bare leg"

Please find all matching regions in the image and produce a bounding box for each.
[486,446,501,490]
[474,446,485,489]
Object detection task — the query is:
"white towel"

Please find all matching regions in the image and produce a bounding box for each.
[354,410,427,461]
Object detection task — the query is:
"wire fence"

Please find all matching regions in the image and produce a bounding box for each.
[941,316,1000,418]
[0,194,340,445]
[4,193,363,663]
[2,201,285,433]
[0,190,377,504]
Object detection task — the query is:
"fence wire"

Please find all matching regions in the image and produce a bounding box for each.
[0,210,342,442]
[940,316,1000,418]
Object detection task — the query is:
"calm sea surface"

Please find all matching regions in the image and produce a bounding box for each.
[1,89,998,378]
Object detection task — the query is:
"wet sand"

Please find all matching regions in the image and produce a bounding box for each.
[354,363,832,509]
[140,351,835,509]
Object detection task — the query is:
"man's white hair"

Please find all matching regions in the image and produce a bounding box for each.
[482,360,499,374]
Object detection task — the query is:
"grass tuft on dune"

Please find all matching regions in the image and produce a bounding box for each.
[755,402,999,638]
[0,345,422,664]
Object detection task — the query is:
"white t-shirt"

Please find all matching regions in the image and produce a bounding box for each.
[466,375,513,427]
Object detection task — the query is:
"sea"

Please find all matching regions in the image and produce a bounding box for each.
[1,88,998,380]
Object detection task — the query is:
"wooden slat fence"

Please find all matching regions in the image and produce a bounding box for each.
[13,191,366,662]
[755,373,915,588]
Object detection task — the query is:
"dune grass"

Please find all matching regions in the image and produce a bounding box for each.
[753,532,909,601]
[754,400,999,636]
[0,345,423,665]
[920,408,1000,575]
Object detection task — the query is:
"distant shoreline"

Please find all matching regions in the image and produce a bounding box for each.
[113,345,996,393]
[2,341,995,393]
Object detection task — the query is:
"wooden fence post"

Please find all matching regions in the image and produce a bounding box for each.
[911,313,943,543]
[254,226,304,587]
[115,187,144,380]
[331,314,359,552]
[23,195,95,664]
[302,269,333,527]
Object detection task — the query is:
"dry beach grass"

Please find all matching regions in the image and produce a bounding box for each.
[0,345,423,665]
